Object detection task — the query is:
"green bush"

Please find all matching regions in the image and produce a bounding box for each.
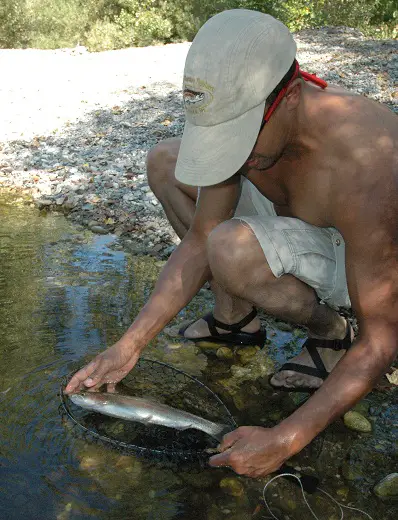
[0,0,29,47]
[85,18,133,51]
[133,11,173,46]
[0,0,396,50]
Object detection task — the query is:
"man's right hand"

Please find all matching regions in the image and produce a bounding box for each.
[64,341,141,394]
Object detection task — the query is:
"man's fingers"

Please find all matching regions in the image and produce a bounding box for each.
[208,448,233,467]
[106,382,117,393]
[81,360,113,389]
[218,428,242,452]
[64,360,100,394]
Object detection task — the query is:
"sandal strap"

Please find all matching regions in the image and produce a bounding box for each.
[202,312,220,337]
[212,308,257,332]
[274,321,352,384]
[305,321,352,351]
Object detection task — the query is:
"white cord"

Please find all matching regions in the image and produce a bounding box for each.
[317,487,374,520]
[262,473,374,520]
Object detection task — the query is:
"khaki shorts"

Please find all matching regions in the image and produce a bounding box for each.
[233,179,351,309]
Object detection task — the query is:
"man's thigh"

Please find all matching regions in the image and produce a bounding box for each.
[234,179,351,309]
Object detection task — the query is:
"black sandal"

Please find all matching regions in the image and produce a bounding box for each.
[179,308,266,347]
[269,321,352,392]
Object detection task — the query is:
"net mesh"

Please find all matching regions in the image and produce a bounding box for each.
[60,358,237,467]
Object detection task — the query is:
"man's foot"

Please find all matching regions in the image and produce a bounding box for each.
[179,308,266,346]
[269,320,354,391]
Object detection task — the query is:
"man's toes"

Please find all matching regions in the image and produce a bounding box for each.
[182,319,206,338]
[269,370,292,386]
[271,370,323,390]
[284,375,322,389]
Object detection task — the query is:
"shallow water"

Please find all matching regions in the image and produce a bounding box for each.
[0,193,396,520]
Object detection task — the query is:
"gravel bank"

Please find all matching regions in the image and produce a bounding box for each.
[0,27,396,257]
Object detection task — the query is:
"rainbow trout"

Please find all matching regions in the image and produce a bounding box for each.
[69,392,230,441]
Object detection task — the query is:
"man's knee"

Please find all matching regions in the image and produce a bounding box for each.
[146,138,181,193]
[207,220,270,285]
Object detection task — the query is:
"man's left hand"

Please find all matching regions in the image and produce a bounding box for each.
[208,425,295,478]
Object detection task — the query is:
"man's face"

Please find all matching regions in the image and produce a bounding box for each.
[244,107,286,172]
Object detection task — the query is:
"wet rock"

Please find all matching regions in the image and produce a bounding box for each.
[373,473,398,498]
[216,346,234,360]
[352,400,370,416]
[35,198,53,209]
[336,486,350,500]
[341,459,365,482]
[275,321,294,332]
[219,477,245,497]
[236,346,260,365]
[148,341,207,376]
[90,225,109,235]
[230,349,275,383]
[103,421,125,437]
[114,455,142,480]
[181,471,216,489]
[386,368,398,386]
[79,455,103,472]
[343,411,372,433]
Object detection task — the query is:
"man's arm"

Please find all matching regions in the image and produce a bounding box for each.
[279,168,398,452]
[279,234,397,454]
[210,161,397,477]
[114,176,241,351]
[65,175,241,393]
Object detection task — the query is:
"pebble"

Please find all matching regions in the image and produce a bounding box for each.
[216,346,234,360]
[236,346,260,365]
[219,477,245,497]
[343,411,372,433]
[90,225,109,235]
[373,473,398,498]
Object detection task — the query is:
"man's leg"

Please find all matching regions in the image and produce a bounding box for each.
[206,220,353,390]
[146,139,261,339]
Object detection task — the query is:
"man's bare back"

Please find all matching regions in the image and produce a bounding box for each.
[243,84,397,229]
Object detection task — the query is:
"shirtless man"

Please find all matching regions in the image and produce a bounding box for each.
[65,10,397,478]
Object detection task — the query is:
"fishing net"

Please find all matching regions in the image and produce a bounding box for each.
[60,358,237,467]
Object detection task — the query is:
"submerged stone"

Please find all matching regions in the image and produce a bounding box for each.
[237,346,259,365]
[219,477,245,497]
[343,411,372,433]
[114,455,142,480]
[374,473,398,498]
[216,346,234,360]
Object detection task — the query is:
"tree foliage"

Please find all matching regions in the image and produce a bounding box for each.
[0,0,396,50]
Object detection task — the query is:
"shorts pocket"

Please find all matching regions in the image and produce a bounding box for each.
[283,229,336,260]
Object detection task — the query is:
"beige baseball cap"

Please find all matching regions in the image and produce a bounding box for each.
[175,9,296,187]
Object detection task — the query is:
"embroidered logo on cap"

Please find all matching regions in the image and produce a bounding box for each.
[183,76,215,114]
[183,89,205,105]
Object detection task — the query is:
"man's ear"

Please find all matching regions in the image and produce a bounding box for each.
[285,80,301,111]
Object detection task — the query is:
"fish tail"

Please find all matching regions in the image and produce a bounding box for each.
[208,423,231,442]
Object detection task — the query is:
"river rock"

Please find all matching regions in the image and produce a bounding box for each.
[237,346,260,365]
[373,473,398,498]
[114,455,142,480]
[35,198,53,209]
[219,477,245,497]
[343,411,372,433]
[90,225,109,235]
[216,346,234,360]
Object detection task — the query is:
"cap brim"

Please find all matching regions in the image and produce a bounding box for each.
[175,101,265,187]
